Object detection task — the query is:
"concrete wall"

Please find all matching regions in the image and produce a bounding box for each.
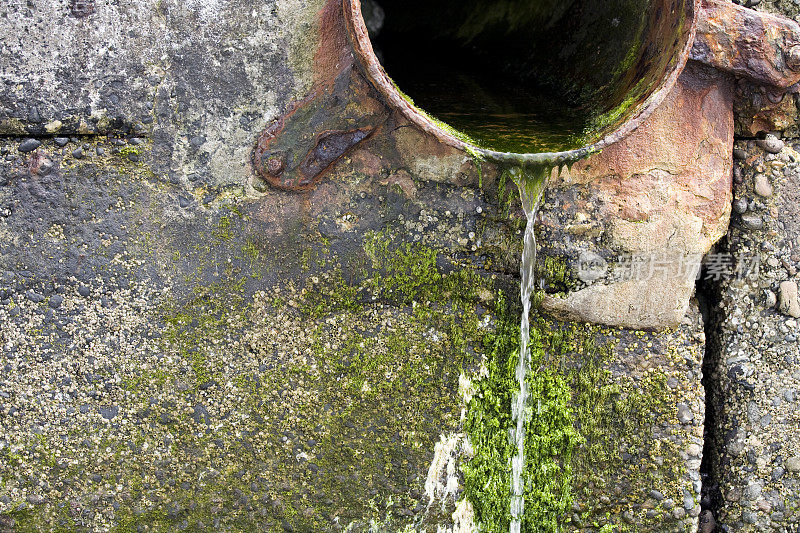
[0,0,798,531]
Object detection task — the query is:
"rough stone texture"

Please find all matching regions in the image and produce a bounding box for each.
[25,0,800,530]
[0,0,320,187]
[0,135,495,532]
[705,139,800,531]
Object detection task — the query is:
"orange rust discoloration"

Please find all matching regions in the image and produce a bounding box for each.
[252,66,389,193]
[313,0,354,90]
[691,0,800,88]
[562,63,735,253]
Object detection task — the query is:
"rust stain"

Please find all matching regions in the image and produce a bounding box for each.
[313,0,354,90]
[691,0,800,88]
[252,67,389,193]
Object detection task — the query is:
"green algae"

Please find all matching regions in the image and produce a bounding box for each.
[461,307,688,532]
[463,308,585,533]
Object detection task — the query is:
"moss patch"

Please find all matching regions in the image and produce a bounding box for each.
[462,311,686,532]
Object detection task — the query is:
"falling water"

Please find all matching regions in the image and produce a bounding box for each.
[508,165,550,533]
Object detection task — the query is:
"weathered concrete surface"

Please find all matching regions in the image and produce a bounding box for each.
[0,0,713,529]
[12,0,800,531]
[0,0,320,187]
[0,135,707,532]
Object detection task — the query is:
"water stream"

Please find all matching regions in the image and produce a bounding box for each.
[508,165,550,533]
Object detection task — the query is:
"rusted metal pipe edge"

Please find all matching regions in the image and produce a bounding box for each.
[691,0,800,89]
[343,0,700,169]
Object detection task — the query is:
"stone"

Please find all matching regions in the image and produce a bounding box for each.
[699,510,716,533]
[48,294,63,309]
[99,406,119,420]
[779,281,800,318]
[766,290,777,308]
[677,403,694,424]
[756,135,784,154]
[77,285,90,297]
[744,482,762,500]
[72,148,84,159]
[786,455,800,472]
[25,290,44,303]
[741,213,764,230]
[54,137,69,147]
[733,198,748,214]
[18,139,41,153]
[191,404,211,425]
[754,174,773,197]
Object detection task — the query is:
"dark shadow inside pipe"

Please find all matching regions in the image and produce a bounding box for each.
[368,0,693,154]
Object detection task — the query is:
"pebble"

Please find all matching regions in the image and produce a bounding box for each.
[744,482,762,500]
[786,455,800,472]
[677,403,694,424]
[37,158,54,175]
[99,406,119,420]
[754,174,773,197]
[757,135,784,154]
[700,510,716,533]
[765,290,777,308]
[733,148,748,160]
[77,285,91,297]
[25,290,44,303]
[96,146,105,156]
[772,466,785,481]
[733,198,748,214]
[178,196,191,208]
[48,294,63,309]
[72,148,84,159]
[779,281,800,318]
[54,137,69,147]
[741,214,764,231]
[683,496,695,510]
[18,139,41,153]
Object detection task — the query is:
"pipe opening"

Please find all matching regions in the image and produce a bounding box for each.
[353,0,696,158]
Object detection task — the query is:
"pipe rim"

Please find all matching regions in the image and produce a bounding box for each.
[344,0,701,167]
